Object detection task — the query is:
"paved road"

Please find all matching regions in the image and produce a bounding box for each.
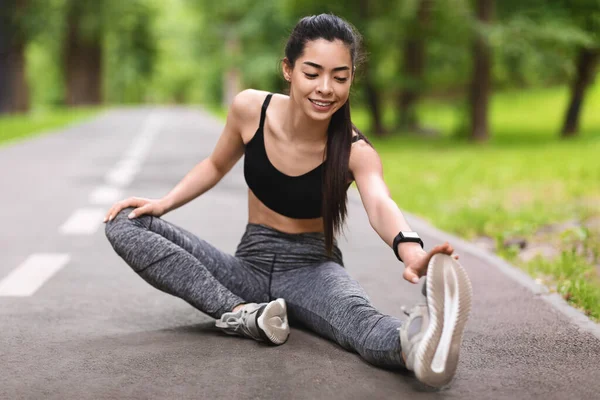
[1,107,599,400]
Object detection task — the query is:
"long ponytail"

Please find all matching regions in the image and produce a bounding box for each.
[322,100,352,254]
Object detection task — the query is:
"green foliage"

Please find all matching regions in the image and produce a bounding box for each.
[19,0,600,117]
[490,0,598,88]
[104,0,158,103]
[144,0,208,103]
[23,0,158,106]
[525,242,600,320]
[24,0,67,108]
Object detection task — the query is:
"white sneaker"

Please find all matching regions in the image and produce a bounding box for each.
[399,254,473,388]
[215,298,290,345]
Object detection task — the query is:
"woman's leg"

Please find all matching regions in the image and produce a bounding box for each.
[105,207,269,319]
[271,261,405,369]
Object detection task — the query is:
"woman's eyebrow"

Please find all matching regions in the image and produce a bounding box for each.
[302,61,350,72]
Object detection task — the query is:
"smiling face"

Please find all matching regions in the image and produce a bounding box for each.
[283,38,353,121]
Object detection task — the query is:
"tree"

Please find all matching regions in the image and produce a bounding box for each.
[469,0,494,142]
[562,48,599,137]
[0,0,29,114]
[356,0,386,136]
[63,0,104,105]
[561,0,600,138]
[398,0,433,131]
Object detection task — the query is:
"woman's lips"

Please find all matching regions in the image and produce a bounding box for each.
[309,98,334,111]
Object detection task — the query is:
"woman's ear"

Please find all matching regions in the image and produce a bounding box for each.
[282,58,292,82]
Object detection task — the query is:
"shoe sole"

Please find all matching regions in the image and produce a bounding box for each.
[414,254,472,388]
[257,298,290,345]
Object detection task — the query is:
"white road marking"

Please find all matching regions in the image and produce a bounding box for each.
[125,117,162,161]
[16,114,167,297]
[89,186,123,205]
[104,114,164,187]
[0,254,70,296]
[59,208,105,235]
[66,114,164,233]
[105,160,140,188]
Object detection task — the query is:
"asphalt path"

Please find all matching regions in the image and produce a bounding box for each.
[1,107,599,399]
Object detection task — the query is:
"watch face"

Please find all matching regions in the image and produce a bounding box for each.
[402,231,420,239]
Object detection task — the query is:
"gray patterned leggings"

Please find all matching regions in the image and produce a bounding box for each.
[105,207,405,369]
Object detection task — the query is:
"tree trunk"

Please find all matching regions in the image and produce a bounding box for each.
[64,3,102,106]
[561,48,599,138]
[469,0,494,142]
[358,0,385,136]
[398,0,432,130]
[363,71,385,136]
[0,0,29,114]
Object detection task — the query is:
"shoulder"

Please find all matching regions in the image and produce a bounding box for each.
[228,89,272,124]
[349,129,382,177]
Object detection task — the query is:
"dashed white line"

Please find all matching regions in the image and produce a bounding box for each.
[89,186,123,205]
[62,114,165,235]
[59,208,105,235]
[0,254,70,296]
[103,114,163,187]
[0,114,166,299]
[105,160,140,188]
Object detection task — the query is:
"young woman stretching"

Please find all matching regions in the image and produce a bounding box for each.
[104,14,472,388]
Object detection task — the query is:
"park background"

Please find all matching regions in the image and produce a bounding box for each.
[1,0,599,320]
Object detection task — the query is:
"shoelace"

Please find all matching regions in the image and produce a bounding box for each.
[220,309,258,339]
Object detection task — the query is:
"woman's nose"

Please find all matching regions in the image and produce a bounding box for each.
[317,78,333,95]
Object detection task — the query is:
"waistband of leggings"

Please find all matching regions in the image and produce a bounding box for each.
[235,223,343,264]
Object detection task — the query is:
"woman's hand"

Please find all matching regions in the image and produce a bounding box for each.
[402,242,460,284]
[103,197,168,223]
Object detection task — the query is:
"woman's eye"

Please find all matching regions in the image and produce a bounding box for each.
[303,73,348,82]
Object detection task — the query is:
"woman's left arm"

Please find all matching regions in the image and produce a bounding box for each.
[349,140,457,283]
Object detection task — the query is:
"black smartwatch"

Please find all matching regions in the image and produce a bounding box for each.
[393,231,424,262]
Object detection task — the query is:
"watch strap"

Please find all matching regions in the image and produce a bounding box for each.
[393,232,424,263]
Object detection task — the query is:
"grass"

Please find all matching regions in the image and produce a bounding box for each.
[0,107,101,147]
[355,83,600,321]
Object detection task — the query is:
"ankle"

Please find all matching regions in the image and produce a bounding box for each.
[232,303,246,312]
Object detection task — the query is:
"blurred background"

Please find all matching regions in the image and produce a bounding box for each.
[1,1,599,318]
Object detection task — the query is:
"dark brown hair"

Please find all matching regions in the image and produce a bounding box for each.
[284,14,370,254]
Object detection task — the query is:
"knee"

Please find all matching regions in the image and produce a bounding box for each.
[104,207,140,244]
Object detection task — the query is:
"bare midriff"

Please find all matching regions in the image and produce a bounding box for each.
[247,189,324,234]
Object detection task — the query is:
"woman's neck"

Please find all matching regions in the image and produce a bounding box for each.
[281,93,330,143]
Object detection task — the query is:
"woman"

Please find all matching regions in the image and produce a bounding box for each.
[104,14,472,388]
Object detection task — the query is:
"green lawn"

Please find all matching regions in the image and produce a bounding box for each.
[0,107,101,147]
[354,83,600,321]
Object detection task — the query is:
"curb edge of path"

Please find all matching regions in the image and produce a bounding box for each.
[348,189,600,342]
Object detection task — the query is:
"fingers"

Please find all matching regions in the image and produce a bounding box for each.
[103,198,141,223]
[403,268,420,284]
[429,242,454,256]
[128,205,147,219]
[103,206,119,223]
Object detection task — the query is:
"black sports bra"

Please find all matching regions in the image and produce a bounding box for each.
[243,93,362,219]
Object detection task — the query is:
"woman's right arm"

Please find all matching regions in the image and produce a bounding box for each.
[104,90,258,222]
